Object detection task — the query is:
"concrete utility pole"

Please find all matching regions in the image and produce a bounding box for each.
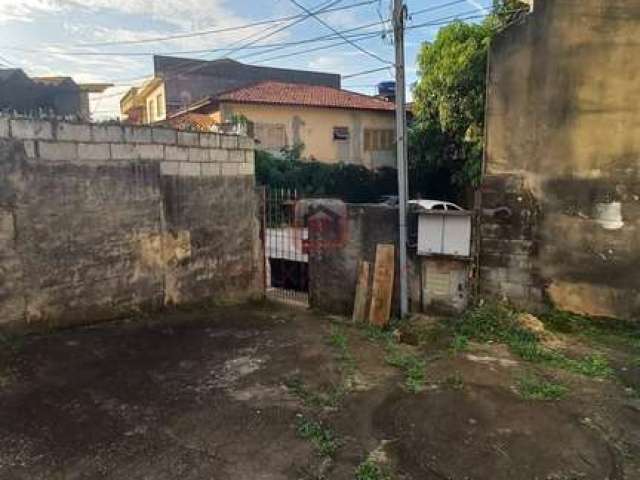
[394,0,409,317]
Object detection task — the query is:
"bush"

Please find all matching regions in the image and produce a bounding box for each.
[255,150,397,203]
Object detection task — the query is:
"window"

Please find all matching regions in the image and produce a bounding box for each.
[156,94,164,118]
[364,129,395,151]
[147,99,155,122]
[333,126,349,141]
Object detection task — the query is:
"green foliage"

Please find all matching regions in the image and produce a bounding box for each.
[444,371,465,390]
[355,460,390,480]
[296,416,340,458]
[516,375,568,401]
[285,376,345,409]
[456,303,613,378]
[385,345,427,393]
[255,149,397,203]
[409,1,532,198]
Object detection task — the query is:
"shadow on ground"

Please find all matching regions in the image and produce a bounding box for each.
[0,302,638,479]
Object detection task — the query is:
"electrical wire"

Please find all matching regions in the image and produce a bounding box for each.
[70,0,379,48]
[287,0,392,64]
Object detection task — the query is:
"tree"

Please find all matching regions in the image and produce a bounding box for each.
[410,1,531,202]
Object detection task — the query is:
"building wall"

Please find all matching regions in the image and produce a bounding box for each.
[146,82,166,123]
[307,201,468,317]
[154,56,341,116]
[480,0,640,319]
[0,117,261,332]
[221,102,396,168]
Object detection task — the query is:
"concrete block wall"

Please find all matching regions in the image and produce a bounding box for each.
[0,117,261,331]
[307,202,469,317]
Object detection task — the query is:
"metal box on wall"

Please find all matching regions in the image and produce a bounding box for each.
[417,211,472,257]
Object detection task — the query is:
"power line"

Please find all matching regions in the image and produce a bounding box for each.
[72,0,378,48]
[287,0,392,64]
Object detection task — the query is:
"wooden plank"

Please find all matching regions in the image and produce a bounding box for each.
[369,244,395,327]
[352,260,370,323]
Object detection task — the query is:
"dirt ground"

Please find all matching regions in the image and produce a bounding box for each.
[0,301,638,479]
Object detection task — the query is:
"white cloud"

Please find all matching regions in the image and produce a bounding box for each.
[0,0,61,24]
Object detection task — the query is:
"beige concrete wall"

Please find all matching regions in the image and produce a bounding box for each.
[480,0,640,320]
[146,82,166,123]
[221,102,396,168]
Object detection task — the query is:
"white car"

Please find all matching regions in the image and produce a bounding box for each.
[409,199,465,212]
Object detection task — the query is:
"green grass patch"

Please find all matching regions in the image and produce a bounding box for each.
[455,303,613,378]
[296,415,340,458]
[285,377,345,409]
[443,371,465,390]
[450,334,469,354]
[516,375,568,401]
[540,309,640,352]
[328,324,357,379]
[385,345,427,393]
[355,460,390,480]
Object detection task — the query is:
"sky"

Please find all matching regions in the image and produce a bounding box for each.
[0,0,492,119]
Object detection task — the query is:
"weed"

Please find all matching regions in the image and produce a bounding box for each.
[285,377,345,409]
[516,375,568,401]
[456,303,613,378]
[328,325,356,380]
[355,460,390,480]
[450,334,469,354]
[296,416,340,458]
[443,372,465,390]
[541,309,640,353]
[329,325,348,351]
[385,345,426,393]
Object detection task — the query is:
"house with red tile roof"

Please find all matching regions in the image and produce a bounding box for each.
[170,81,397,169]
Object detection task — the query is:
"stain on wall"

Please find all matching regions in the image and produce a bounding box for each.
[480,0,640,319]
[0,118,261,331]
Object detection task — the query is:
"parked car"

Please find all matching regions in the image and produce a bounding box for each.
[377,195,465,212]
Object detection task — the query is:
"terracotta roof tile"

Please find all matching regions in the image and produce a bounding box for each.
[216,81,395,112]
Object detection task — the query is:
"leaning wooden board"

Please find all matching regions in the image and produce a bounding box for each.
[369,244,395,326]
[352,260,370,323]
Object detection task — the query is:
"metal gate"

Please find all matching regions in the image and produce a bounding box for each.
[261,187,309,305]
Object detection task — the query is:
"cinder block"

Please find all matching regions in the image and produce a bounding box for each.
[178,131,200,147]
[227,150,244,163]
[188,148,208,162]
[110,143,137,160]
[0,117,9,138]
[201,163,221,177]
[179,162,201,177]
[22,140,37,158]
[56,122,91,142]
[200,133,220,148]
[78,143,110,161]
[112,143,162,160]
[220,135,238,149]
[208,148,228,162]
[165,145,189,161]
[238,135,254,150]
[238,162,255,176]
[134,144,164,160]
[10,119,53,140]
[38,141,78,161]
[221,163,240,176]
[244,150,255,164]
[92,125,124,143]
[152,128,177,144]
[123,126,152,143]
[160,161,180,176]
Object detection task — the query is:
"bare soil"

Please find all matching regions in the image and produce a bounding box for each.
[0,302,638,479]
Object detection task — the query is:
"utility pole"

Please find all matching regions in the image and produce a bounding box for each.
[394,0,409,317]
